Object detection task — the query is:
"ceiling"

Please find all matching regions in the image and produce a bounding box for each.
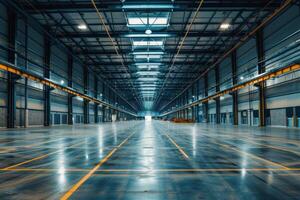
[16,0,283,111]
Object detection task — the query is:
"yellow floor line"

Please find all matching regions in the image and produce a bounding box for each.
[212,140,289,169]
[2,167,300,173]
[2,140,86,170]
[165,134,189,159]
[60,132,135,200]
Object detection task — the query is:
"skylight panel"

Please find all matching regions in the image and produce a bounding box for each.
[128,18,146,25]
[135,55,161,59]
[149,17,168,25]
[127,17,168,25]
[136,71,160,75]
[132,41,163,46]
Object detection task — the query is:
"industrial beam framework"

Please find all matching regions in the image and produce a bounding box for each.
[160,64,300,117]
[0,62,137,117]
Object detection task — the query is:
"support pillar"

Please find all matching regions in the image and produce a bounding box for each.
[203,74,209,123]
[256,28,266,127]
[83,67,89,124]
[67,53,73,125]
[24,19,28,128]
[231,50,238,125]
[43,30,51,126]
[7,9,17,128]
[215,65,220,124]
[94,76,99,123]
[102,83,105,122]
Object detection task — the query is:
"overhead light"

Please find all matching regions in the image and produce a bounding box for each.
[132,51,164,55]
[60,80,64,84]
[133,41,163,46]
[77,24,87,30]
[135,62,162,65]
[136,65,160,69]
[220,23,231,30]
[145,29,152,35]
[123,5,174,9]
[135,55,161,59]
[240,76,244,80]
[136,71,160,75]
[124,33,171,38]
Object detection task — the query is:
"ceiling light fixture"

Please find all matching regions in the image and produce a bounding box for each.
[145,29,152,35]
[78,24,87,30]
[220,23,231,30]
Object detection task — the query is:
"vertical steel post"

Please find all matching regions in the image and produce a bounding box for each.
[83,66,89,124]
[231,50,238,125]
[43,30,51,126]
[7,8,17,128]
[256,28,266,127]
[94,75,99,123]
[215,65,220,124]
[203,74,209,123]
[67,53,73,125]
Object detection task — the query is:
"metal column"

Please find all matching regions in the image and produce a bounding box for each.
[102,83,105,122]
[83,66,89,124]
[94,76,99,123]
[7,9,17,128]
[215,65,220,124]
[67,53,73,125]
[203,74,209,123]
[256,28,266,127]
[24,19,28,127]
[43,30,51,126]
[231,50,238,125]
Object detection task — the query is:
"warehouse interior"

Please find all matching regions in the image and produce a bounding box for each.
[1,0,300,199]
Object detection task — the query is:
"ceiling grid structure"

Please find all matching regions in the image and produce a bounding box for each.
[16,0,284,112]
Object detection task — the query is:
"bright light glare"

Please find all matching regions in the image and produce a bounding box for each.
[220,23,231,30]
[145,29,152,35]
[128,17,168,25]
[123,5,174,9]
[136,71,160,75]
[137,65,160,69]
[135,55,161,59]
[133,41,163,46]
[240,76,244,80]
[78,24,87,30]
[132,51,164,55]
[60,80,64,84]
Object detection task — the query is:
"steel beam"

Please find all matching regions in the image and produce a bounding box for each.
[256,28,266,127]
[21,1,280,13]
[160,64,300,117]
[7,8,17,128]
[203,74,209,123]
[43,30,51,127]
[94,76,99,123]
[215,65,220,124]
[67,53,73,125]
[24,19,29,128]
[83,66,89,124]
[231,50,238,125]
[57,31,246,39]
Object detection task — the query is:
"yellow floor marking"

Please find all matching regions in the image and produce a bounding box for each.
[200,132,300,158]
[2,167,300,173]
[165,134,189,159]
[238,138,300,157]
[60,132,135,200]
[212,140,289,169]
[2,140,86,170]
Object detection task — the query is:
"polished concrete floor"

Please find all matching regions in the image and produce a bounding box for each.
[1,121,300,199]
